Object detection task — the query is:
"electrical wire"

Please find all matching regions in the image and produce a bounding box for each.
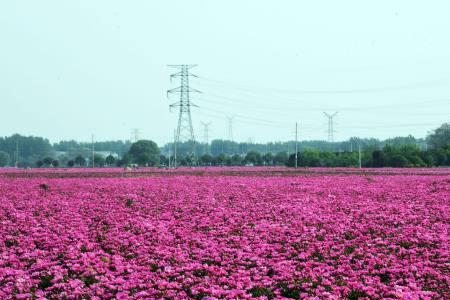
[198,76,450,95]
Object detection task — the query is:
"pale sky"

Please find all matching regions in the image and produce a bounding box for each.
[1,0,449,145]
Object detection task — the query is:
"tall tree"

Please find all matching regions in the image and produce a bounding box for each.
[42,157,53,166]
[127,140,160,166]
[245,151,262,165]
[0,151,10,167]
[427,123,450,149]
[93,154,106,167]
[105,154,116,166]
[74,155,86,167]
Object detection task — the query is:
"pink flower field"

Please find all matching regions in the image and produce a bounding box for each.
[0,169,449,299]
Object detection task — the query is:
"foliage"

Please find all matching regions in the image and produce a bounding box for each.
[245,151,262,165]
[105,154,116,166]
[162,135,426,157]
[127,140,160,166]
[93,154,105,167]
[0,151,10,167]
[426,122,450,149]
[74,155,86,167]
[42,157,53,166]
[0,134,53,167]
[53,140,132,157]
[286,142,450,168]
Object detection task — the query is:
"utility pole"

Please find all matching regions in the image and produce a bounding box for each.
[323,112,338,143]
[295,122,298,169]
[172,129,177,168]
[167,64,199,163]
[201,121,212,155]
[91,134,95,168]
[358,142,362,169]
[15,137,19,168]
[168,139,171,169]
[227,116,234,155]
[247,137,253,153]
[227,116,234,142]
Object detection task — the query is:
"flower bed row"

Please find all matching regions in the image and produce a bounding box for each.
[0,173,449,299]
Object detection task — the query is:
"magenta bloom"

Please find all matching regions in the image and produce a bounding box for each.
[0,168,448,299]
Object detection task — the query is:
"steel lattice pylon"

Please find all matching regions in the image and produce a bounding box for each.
[167,64,200,166]
[324,112,338,143]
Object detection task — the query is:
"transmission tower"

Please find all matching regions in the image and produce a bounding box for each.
[131,128,140,143]
[227,116,235,154]
[167,64,200,159]
[323,112,338,142]
[200,121,212,154]
[227,116,234,142]
[91,134,95,168]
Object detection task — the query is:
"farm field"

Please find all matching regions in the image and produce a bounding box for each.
[0,168,449,299]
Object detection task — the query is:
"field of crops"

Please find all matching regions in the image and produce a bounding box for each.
[0,168,449,299]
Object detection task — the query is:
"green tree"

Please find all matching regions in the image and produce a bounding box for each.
[74,155,86,167]
[51,160,59,167]
[105,154,116,166]
[430,148,448,165]
[372,150,385,167]
[117,153,133,167]
[200,154,213,166]
[43,157,53,166]
[390,154,409,167]
[427,123,450,149]
[215,153,228,166]
[230,154,242,166]
[298,150,321,167]
[36,160,44,168]
[159,155,168,166]
[0,151,10,167]
[262,153,274,166]
[127,140,160,166]
[67,160,75,167]
[274,151,288,165]
[245,151,262,165]
[93,154,105,167]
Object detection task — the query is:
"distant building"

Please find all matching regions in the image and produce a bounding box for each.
[95,151,119,159]
[55,151,67,157]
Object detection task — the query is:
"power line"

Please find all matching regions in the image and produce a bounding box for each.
[199,105,293,127]
[167,64,199,160]
[194,91,450,112]
[198,76,450,95]
[195,110,292,129]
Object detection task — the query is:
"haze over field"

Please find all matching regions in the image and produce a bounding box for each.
[1,2,450,298]
[1,1,450,144]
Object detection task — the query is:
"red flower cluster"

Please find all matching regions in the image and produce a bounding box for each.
[0,170,448,299]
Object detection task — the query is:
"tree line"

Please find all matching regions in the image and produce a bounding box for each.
[0,122,448,168]
[160,135,426,157]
